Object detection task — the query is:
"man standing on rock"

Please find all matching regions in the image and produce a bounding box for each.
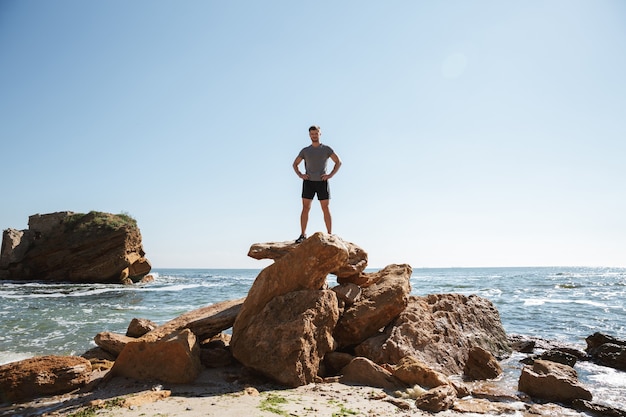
[292,125,342,243]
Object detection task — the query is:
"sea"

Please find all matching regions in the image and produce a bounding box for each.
[1,267,625,409]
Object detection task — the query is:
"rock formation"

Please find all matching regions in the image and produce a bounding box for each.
[0,211,151,283]
[232,232,510,385]
[355,293,511,375]
[0,355,92,403]
[585,331,626,371]
[518,359,593,404]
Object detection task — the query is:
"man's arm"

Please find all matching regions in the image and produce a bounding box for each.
[293,156,309,179]
[321,153,342,181]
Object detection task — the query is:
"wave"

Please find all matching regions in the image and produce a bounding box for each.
[522,298,612,308]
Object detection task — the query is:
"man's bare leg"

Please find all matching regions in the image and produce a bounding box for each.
[320,199,332,234]
[300,198,313,237]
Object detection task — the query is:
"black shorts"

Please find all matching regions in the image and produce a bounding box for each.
[302,180,330,200]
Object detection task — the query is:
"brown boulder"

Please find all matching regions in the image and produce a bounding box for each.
[463,346,502,380]
[231,289,339,387]
[232,232,348,348]
[142,297,244,342]
[586,332,626,371]
[111,329,202,384]
[414,384,457,412]
[126,318,157,338]
[392,355,451,389]
[334,264,412,347]
[0,355,92,403]
[0,211,150,283]
[246,235,367,279]
[355,294,511,375]
[94,332,136,357]
[518,359,592,404]
[331,282,362,305]
[340,357,405,391]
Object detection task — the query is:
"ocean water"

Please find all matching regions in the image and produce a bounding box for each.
[1,267,625,408]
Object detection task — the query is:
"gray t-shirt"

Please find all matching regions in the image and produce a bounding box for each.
[298,144,335,181]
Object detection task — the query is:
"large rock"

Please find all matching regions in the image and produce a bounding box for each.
[518,359,592,404]
[415,384,457,412]
[232,232,348,348]
[0,355,92,403]
[340,357,405,391]
[585,332,626,371]
[231,289,339,387]
[355,294,511,375]
[392,355,451,389]
[463,346,502,380]
[246,234,367,279]
[111,329,202,384]
[141,297,244,343]
[334,264,412,347]
[94,298,243,356]
[0,211,150,283]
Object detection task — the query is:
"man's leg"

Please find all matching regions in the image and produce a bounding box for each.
[300,198,313,236]
[320,199,332,234]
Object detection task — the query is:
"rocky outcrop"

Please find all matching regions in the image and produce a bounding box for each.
[0,355,92,403]
[230,233,511,388]
[355,293,511,375]
[0,211,151,283]
[518,359,592,404]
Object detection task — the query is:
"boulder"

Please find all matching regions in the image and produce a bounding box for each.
[463,346,502,380]
[334,264,412,347]
[232,232,348,348]
[355,294,511,375]
[0,355,92,403]
[111,329,202,384]
[586,332,626,371]
[414,384,457,413]
[518,359,592,404]
[94,332,136,357]
[392,355,451,389]
[142,298,244,342]
[126,318,158,338]
[246,234,367,279]
[521,348,578,367]
[231,289,339,387]
[331,282,362,305]
[0,211,150,283]
[340,357,405,391]
[95,298,243,355]
[573,399,626,417]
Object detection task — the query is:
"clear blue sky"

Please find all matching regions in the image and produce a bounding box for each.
[1,1,625,268]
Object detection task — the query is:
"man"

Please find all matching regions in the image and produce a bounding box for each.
[292,125,342,243]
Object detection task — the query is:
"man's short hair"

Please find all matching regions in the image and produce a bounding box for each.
[309,125,321,132]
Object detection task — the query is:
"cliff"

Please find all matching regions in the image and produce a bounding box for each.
[0,211,151,284]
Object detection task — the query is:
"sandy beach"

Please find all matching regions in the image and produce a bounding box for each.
[4,362,593,417]
[4,364,431,417]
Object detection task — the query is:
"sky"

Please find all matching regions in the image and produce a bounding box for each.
[1,1,625,269]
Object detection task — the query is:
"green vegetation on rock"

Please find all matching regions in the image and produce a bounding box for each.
[64,211,137,232]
